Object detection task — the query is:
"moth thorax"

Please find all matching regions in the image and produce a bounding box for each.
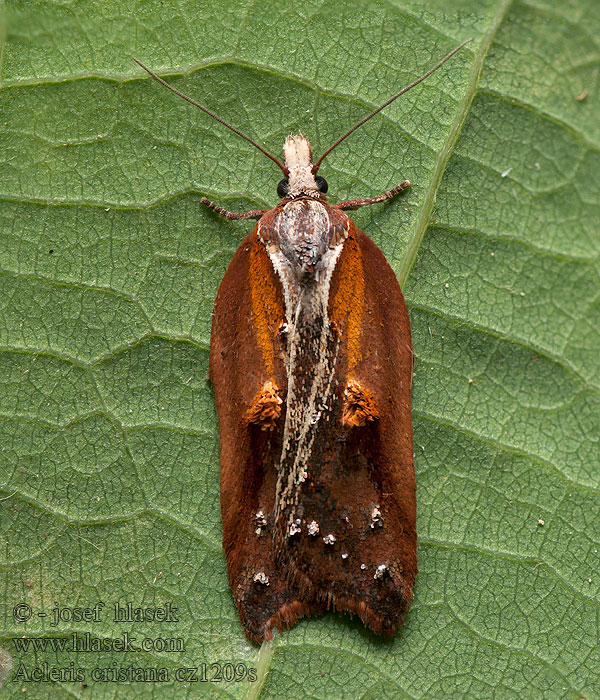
[283,134,319,197]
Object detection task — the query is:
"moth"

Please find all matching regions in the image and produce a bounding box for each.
[134,39,468,643]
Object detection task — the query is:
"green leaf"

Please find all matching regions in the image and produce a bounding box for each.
[0,1,598,698]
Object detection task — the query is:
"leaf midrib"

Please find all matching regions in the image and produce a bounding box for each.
[398,0,514,288]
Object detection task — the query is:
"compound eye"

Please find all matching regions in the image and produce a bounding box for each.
[277,178,289,198]
[315,176,328,194]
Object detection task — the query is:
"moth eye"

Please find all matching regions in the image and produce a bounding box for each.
[315,175,328,193]
[277,178,290,198]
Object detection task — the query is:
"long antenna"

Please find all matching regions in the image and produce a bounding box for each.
[132,57,288,174]
[312,38,471,173]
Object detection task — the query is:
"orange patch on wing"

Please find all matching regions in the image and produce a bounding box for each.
[330,231,365,371]
[246,380,282,430]
[248,239,284,377]
[342,379,380,427]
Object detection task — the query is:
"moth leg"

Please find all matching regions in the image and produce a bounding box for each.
[342,379,380,427]
[201,197,267,220]
[335,179,410,211]
[246,380,283,431]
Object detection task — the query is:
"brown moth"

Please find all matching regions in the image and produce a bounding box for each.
[133,39,469,643]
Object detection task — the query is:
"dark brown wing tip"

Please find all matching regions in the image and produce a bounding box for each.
[244,600,318,644]
[243,585,414,642]
[332,596,406,637]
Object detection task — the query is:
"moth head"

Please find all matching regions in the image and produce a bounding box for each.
[278,134,328,200]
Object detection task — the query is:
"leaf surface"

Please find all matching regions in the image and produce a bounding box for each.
[0,1,598,698]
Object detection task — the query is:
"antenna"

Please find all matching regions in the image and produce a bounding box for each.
[132,57,288,174]
[312,39,471,173]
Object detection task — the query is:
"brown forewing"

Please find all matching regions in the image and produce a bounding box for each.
[209,227,301,641]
